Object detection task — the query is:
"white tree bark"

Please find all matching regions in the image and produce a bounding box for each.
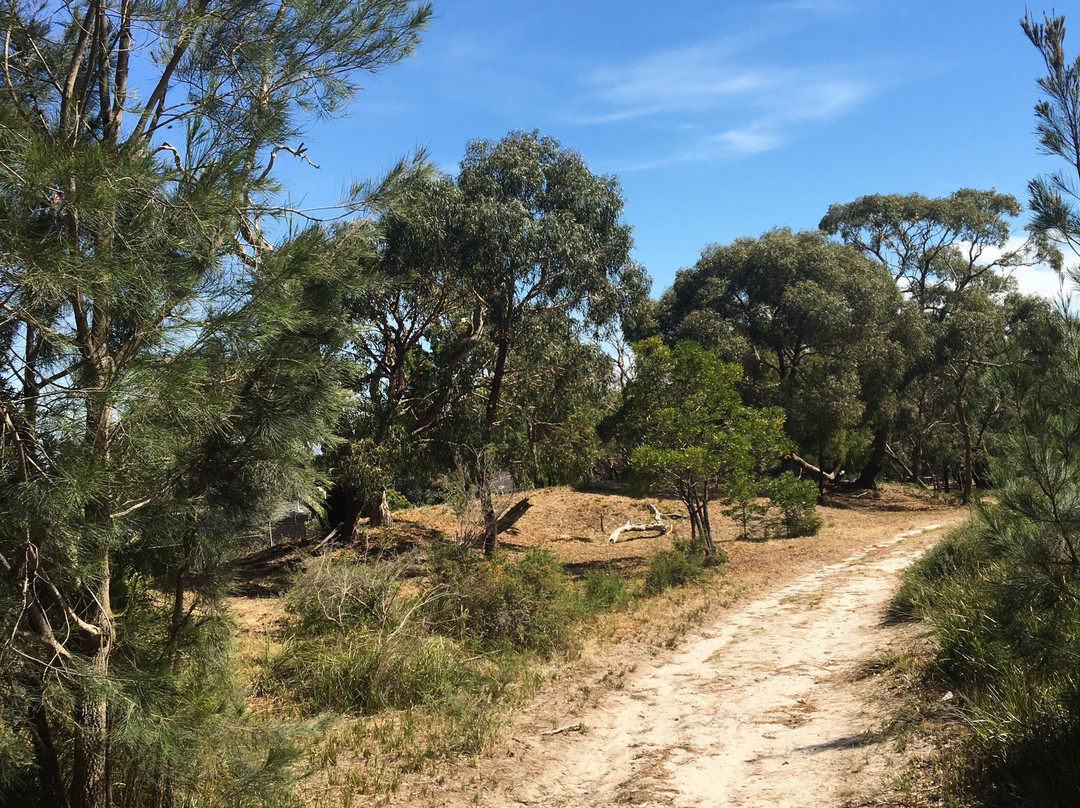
[608,503,671,543]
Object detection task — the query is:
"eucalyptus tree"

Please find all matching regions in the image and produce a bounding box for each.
[454,130,645,556]
[820,190,1029,491]
[322,171,485,535]
[655,228,905,487]
[0,2,431,807]
[498,307,619,488]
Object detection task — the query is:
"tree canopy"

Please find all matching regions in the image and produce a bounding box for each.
[654,228,905,481]
[0,3,431,806]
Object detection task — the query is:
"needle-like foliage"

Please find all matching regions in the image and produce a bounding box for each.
[0,3,431,806]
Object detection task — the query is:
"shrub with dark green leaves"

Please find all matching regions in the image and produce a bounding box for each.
[425,548,581,656]
[644,537,706,593]
[582,568,634,610]
[766,472,821,538]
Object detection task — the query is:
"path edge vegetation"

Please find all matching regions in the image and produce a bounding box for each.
[878,12,1080,807]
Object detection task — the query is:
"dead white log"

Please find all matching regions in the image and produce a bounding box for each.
[788,452,844,482]
[540,722,584,736]
[607,502,670,543]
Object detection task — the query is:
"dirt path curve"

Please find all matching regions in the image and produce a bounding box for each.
[454,521,953,808]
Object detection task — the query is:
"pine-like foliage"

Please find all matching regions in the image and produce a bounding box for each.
[0,3,431,807]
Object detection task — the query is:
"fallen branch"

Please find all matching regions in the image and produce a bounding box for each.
[311,526,340,555]
[540,722,584,736]
[788,453,844,482]
[608,502,670,543]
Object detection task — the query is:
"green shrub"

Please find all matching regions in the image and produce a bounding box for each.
[385,487,411,511]
[268,556,471,715]
[425,548,581,656]
[267,631,467,714]
[285,555,411,634]
[890,519,989,620]
[644,538,704,594]
[766,472,821,538]
[582,568,634,610]
[898,512,1080,804]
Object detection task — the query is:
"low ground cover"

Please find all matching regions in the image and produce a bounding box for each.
[227,484,955,806]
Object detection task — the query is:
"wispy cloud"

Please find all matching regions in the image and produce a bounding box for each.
[574,39,768,125]
[708,124,782,155]
[568,15,874,170]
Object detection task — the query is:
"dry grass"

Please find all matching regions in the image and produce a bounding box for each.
[225,482,963,806]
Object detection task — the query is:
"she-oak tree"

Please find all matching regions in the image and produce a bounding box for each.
[0,2,430,807]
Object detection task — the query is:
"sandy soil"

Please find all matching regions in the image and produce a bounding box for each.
[395,513,960,808]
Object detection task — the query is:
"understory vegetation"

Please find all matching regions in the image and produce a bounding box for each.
[881,14,1080,806]
[2,2,1080,806]
[254,532,729,802]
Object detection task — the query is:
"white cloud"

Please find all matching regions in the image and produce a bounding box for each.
[965,236,1068,302]
[570,31,872,168]
[709,125,782,155]
[583,41,769,122]
[1010,264,1067,300]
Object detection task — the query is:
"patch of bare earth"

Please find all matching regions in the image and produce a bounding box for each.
[369,487,961,807]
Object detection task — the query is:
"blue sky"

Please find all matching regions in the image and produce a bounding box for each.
[277,0,1068,299]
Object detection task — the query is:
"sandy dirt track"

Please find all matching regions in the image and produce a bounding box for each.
[424,520,955,808]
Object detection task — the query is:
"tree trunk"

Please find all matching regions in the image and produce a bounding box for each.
[495,497,532,533]
[955,384,974,505]
[481,483,498,558]
[71,388,115,808]
[70,566,112,808]
[818,447,826,501]
[700,482,715,555]
[364,488,393,528]
[856,427,888,489]
[325,482,365,541]
[481,312,513,558]
[701,526,715,556]
[28,701,69,808]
